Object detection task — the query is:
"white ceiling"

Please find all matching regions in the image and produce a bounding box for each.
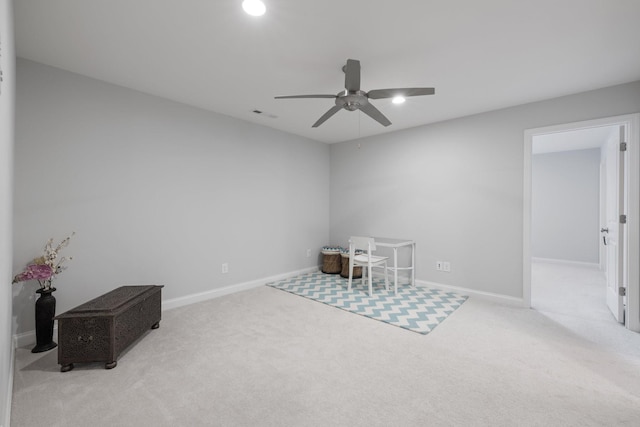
[532,126,617,154]
[14,0,640,144]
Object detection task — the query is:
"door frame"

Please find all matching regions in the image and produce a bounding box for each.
[523,113,640,332]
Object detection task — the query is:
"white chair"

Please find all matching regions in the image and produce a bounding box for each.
[347,236,390,295]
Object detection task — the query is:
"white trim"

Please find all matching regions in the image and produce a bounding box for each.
[369,270,524,307]
[162,266,319,311]
[523,114,640,332]
[14,326,59,349]
[523,134,533,308]
[532,257,601,270]
[626,114,640,332]
[4,337,14,427]
[13,266,321,348]
[14,329,44,350]
[415,279,524,307]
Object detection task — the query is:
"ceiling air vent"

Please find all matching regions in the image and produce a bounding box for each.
[252,109,278,119]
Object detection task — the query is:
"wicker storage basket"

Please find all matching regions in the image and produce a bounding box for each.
[321,246,342,274]
[340,249,363,278]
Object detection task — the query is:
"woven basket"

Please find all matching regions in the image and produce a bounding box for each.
[340,252,363,278]
[321,247,342,274]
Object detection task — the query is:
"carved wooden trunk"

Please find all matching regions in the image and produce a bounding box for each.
[55,285,163,372]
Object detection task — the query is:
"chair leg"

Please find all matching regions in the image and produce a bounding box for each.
[361,265,367,291]
[391,268,395,294]
[393,270,396,294]
[385,262,394,294]
[348,260,353,291]
[383,262,389,292]
[368,264,373,295]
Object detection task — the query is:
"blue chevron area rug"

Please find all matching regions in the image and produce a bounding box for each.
[267,271,468,334]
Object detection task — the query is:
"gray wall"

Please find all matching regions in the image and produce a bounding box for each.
[1,0,14,424]
[531,149,601,263]
[330,81,640,299]
[13,59,330,335]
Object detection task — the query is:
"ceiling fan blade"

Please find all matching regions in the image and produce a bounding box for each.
[367,87,435,99]
[312,105,343,128]
[359,103,391,127]
[275,94,337,99]
[344,59,361,92]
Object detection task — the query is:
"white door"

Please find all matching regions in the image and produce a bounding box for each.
[603,126,626,323]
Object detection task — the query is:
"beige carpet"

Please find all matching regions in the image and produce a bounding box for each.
[11,276,640,426]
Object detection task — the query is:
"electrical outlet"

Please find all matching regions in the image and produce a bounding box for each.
[443,261,451,272]
[306,249,311,258]
[221,263,229,274]
[436,261,443,271]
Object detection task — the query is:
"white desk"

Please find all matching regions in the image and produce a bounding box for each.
[374,237,416,291]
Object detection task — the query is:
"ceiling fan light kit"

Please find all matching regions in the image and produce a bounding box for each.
[275,59,435,128]
[242,0,266,16]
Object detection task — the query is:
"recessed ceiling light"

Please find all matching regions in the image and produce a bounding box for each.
[392,96,406,104]
[242,0,266,16]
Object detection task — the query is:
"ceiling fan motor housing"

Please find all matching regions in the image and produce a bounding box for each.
[336,90,369,111]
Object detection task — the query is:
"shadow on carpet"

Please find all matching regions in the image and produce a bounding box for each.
[267,271,468,334]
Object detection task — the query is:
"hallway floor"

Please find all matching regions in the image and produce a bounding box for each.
[532,259,639,358]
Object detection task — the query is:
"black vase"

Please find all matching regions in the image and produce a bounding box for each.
[32,287,58,353]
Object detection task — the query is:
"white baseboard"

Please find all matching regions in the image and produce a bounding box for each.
[13,327,58,350]
[13,266,320,349]
[162,266,319,311]
[532,257,600,269]
[369,270,525,307]
[415,279,525,307]
[4,336,15,427]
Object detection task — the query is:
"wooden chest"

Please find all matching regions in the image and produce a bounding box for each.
[55,285,163,372]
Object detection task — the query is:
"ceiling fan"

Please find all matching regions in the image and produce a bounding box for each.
[275,59,435,128]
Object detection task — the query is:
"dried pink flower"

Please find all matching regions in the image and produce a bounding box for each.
[12,264,54,283]
[13,233,74,290]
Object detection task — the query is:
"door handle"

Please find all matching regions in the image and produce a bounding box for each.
[601,228,609,233]
[603,236,607,246]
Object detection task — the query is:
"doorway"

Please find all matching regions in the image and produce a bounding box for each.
[523,114,640,333]
[530,126,613,325]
